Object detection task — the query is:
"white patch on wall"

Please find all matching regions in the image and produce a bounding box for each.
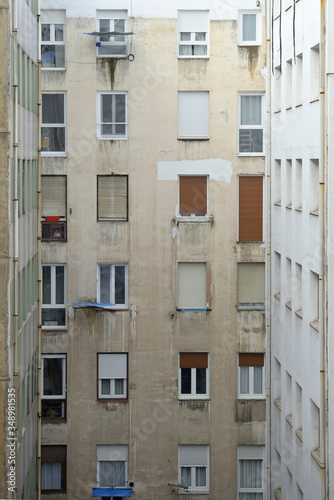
[157,159,233,183]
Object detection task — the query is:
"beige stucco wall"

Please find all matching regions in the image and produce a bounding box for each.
[42,13,266,500]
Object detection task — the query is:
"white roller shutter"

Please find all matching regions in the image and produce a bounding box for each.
[179,445,208,466]
[98,353,127,379]
[41,176,66,217]
[238,263,265,307]
[98,176,127,220]
[178,10,208,33]
[178,262,207,309]
[178,92,209,139]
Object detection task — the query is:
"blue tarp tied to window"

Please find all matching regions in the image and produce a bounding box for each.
[71,303,115,308]
[92,488,132,497]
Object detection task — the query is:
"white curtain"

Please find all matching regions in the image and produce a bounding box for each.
[243,14,256,42]
[240,366,249,394]
[254,367,263,394]
[41,463,61,490]
[241,96,262,125]
[180,467,191,487]
[240,459,262,489]
[99,460,125,488]
[196,467,206,486]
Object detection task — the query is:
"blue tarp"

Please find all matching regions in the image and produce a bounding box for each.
[72,302,115,308]
[92,488,132,497]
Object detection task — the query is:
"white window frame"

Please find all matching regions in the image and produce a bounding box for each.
[178,91,209,140]
[96,11,128,58]
[238,92,265,156]
[238,446,265,499]
[238,354,265,400]
[41,92,66,156]
[238,10,262,46]
[178,353,209,400]
[97,92,128,140]
[178,445,209,492]
[42,264,66,329]
[41,354,66,400]
[178,10,209,59]
[98,353,127,399]
[177,175,209,220]
[97,263,128,309]
[97,445,128,489]
[41,21,66,70]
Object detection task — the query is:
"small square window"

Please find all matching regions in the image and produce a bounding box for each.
[97,263,128,308]
[41,93,66,154]
[98,353,127,399]
[41,355,66,420]
[178,91,209,139]
[178,445,209,492]
[238,353,265,399]
[179,175,208,217]
[97,92,128,139]
[179,353,209,399]
[238,10,262,46]
[97,175,128,221]
[42,264,66,328]
[238,94,264,154]
[178,10,209,58]
[41,445,66,492]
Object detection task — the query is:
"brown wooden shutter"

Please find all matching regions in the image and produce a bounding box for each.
[179,176,207,215]
[98,175,127,220]
[239,176,263,241]
[239,353,264,367]
[180,353,208,368]
[41,445,66,462]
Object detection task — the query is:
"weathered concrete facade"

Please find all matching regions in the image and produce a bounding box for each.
[40,1,267,498]
[0,0,39,498]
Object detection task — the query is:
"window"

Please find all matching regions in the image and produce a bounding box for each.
[97,445,128,489]
[178,91,209,139]
[238,446,264,499]
[41,10,65,69]
[178,10,209,58]
[237,262,265,310]
[41,176,67,241]
[238,176,263,242]
[178,445,209,492]
[97,92,128,139]
[42,264,66,328]
[179,175,208,217]
[238,93,264,154]
[97,263,128,308]
[238,353,265,399]
[179,353,209,399]
[41,93,66,154]
[96,10,128,57]
[310,44,320,102]
[97,175,128,221]
[41,355,66,420]
[238,10,262,46]
[98,354,127,399]
[41,445,66,492]
[178,262,207,310]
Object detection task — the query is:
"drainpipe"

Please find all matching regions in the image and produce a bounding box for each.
[37,3,42,498]
[12,0,19,497]
[265,0,272,496]
[319,0,327,498]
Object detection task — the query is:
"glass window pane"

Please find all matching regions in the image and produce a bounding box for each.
[193,45,207,56]
[195,32,206,41]
[115,379,124,395]
[239,129,263,153]
[102,94,113,123]
[99,461,125,488]
[241,96,262,125]
[180,32,191,41]
[196,467,206,486]
[115,94,126,123]
[181,467,191,487]
[254,367,263,394]
[181,368,191,394]
[100,265,110,303]
[42,46,56,67]
[101,379,110,395]
[55,24,64,41]
[41,127,65,152]
[43,266,51,304]
[42,94,65,124]
[99,19,110,42]
[114,19,125,41]
[243,14,256,41]
[196,368,206,394]
[55,266,64,305]
[240,459,262,488]
[41,462,62,490]
[42,24,50,42]
[114,265,125,304]
[239,494,263,500]
[240,366,249,394]
[43,358,63,396]
[179,45,192,56]
[42,308,66,326]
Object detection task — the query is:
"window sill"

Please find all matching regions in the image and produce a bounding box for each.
[237,42,262,47]
[237,240,264,244]
[274,398,281,411]
[42,239,67,243]
[237,152,265,157]
[42,327,68,332]
[310,97,320,104]
[274,109,281,114]
[177,137,210,141]
[274,292,281,301]
[285,301,292,310]
[178,56,209,60]
[286,414,293,427]
[178,396,210,401]
[175,215,213,223]
[295,309,303,319]
[295,428,303,442]
[295,206,302,212]
[176,308,211,312]
[98,136,128,141]
[98,398,128,403]
[310,319,319,332]
[310,209,319,216]
[42,418,66,424]
[98,218,128,222]
[274,488,282,500]
[237,306,265,312]
[286,105,292,111]
[285,204,292,210]
[274,201,281,207]
[41,67,66,71]
[238,396,266,401]
[311,449,325,469]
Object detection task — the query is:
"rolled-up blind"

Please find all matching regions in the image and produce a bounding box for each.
[98,175,127,220]
[239,353,264,367]
[41,176,66,217]
[178,262,207,309]
[180,352,208,368]
[238,263,265,305]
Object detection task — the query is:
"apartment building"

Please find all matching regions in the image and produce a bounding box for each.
[0,0,39,498]
[269,0,333,498]
[39,1,267,498]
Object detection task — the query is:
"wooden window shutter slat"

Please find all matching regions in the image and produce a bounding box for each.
[239,353,264,367]
[180,352,208,368]
[98,175,127,220]
[239,176,263,241]
[41,176,66,217]
[180,176,207,215]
